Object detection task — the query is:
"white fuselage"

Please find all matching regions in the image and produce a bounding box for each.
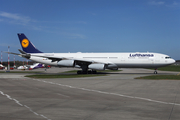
[25,52,175,69]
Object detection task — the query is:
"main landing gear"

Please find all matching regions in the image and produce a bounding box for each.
[154,68,158,74]
[77,70,97,74]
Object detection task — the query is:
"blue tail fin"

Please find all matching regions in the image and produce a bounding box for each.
[18,33,43,53]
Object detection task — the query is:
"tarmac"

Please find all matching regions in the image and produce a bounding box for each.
[0,67,180,120]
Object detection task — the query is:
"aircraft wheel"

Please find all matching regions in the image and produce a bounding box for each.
[154,68,158,74]
[77,70,96,74]
[92,70,97,74]
[88,70,92,74]
[82,71,88,74]
[77,71,82,74]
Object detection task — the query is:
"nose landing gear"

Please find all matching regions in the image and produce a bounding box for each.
[154,68,158,74]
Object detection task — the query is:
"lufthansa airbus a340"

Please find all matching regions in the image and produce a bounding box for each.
[9,33,175,74]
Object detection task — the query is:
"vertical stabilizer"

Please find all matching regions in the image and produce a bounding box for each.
[18,33,43,53]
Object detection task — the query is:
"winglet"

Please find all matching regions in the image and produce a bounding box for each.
[18,33,43,53]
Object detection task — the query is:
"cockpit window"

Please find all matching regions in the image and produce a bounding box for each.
[165,57,171,59]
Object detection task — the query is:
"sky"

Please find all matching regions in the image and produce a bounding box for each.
[0,0,180,62]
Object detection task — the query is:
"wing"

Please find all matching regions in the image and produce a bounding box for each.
[30,54,110,65]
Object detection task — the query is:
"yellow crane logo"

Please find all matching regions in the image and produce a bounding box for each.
[21,39,29,48]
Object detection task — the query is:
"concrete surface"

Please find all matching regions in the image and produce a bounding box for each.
[0,68,180,120]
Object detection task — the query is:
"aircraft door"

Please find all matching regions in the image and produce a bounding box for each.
[121,55,125,62]
[149,57,154,64]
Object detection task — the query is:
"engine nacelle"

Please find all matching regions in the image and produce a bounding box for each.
[57,60,75,67]
[88,64,105,71]
[106,64,118,70]
[107,67,118,70]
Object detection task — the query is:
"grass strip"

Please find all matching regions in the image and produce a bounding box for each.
[25,74,107,78]
[150,65,180,72]
[136,75,180,80]
[63,70,121,73]
[0,71,42,73]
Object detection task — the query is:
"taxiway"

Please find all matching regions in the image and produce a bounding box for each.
[0,68,180,120]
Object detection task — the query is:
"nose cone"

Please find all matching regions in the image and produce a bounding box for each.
[171,59,176,64]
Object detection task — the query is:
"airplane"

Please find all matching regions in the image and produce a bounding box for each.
[17,65,28,70]
[17,63,44,70]
[28,63,44,70]
[8,33,175,74]
[0,64,5,70]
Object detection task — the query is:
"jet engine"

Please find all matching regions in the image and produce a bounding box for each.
[88,64,105,70]
[106,64,118,70]
[57,60,75,67]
